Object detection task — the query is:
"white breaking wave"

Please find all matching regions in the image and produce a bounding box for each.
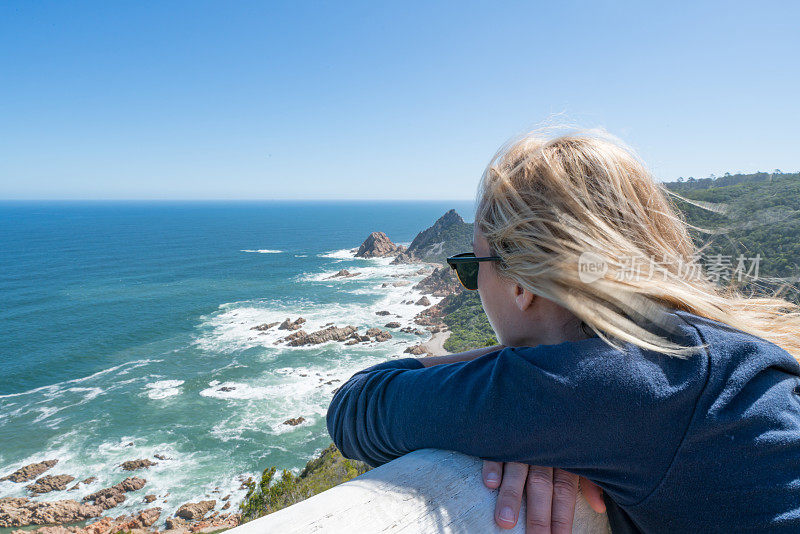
[143,380,185,400]
[317,248,357,259]
[241,249,283,254]
[0,359,162,400]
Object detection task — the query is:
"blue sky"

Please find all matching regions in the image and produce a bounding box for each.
[1,1,797,200]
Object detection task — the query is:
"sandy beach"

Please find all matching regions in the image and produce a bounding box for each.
[419,330,452,356]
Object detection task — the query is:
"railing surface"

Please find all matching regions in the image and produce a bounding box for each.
[229,448,611,533]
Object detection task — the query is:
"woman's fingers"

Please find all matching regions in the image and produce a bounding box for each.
[547,469,579,534]
[495,461,529,528]
[482,460,503,489]
[523,465,554,533]
[579,476,607,513]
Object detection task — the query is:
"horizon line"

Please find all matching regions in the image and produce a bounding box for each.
[0,198,477,202]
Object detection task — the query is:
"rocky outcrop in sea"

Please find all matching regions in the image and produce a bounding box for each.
[354,231,405,258]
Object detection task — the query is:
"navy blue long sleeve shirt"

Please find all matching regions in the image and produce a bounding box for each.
[326,309,800,532]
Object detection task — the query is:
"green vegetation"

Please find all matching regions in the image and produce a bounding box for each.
[238,443,371,523]
[440,290,498,352]
[664,171,800,282]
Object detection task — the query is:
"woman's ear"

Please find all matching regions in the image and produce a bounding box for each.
[514,285,535,312]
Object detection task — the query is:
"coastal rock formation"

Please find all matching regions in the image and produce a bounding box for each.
[0,497,104,527]
[283,417,305,426]
[82,477,97,484]
[355,232,405,258]
[250,322,278,331]
[390,209,472,265]
[389,251,415,264]
[375,310,391,316]
[384,322,400,328]
[26,474,76,494]
[400,326,426,335]
[382,280,411,287]
[5,507,213,534]
[1,460,59,483]
[364,328,392,342]
[278,317,306,330]
[175,500,216,521]
[165,516,186,529]
[404,345,428,355]
[414,296,431,306]
[413,266,462,297]
[413,298,449,330]
[121,459,158,471]
[286,325,358,346]
[326,269,360,279]
[144,494,157,503]
[344,328,390,344]
[277,330,307,344]
[82,476,146,510]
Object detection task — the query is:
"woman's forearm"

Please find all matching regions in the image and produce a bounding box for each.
[415,343,506,367]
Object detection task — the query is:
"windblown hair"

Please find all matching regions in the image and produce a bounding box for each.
[475,124,800,361]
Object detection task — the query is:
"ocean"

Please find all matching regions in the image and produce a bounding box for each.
[0,200,475,527]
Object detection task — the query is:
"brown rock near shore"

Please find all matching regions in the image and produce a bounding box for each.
[364,327,392,342]
[26,474,76,494]
[1,460,59,483]
[283,416,305,426]
[175,500,216,521]
[403,344,427,355]
[278,317,306,330]
[375,310,391,316]
[278,329,307,344]
[9,508,165,534]
[355,232,405,258]
[250,322,278,331]
[384,322,401,328]
[121,459,158,471]
[413,297,450,329]
[414,296,431,306]
[82,476,146,510]
[0,496,104,527]
[389,251,416,264]
[326,269,361,279]
[165,516,186,529]
[143,495,157,503]
[286,325,358,346]
[413,266,462,297]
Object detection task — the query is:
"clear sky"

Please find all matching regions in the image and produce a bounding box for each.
[1,1,797,200]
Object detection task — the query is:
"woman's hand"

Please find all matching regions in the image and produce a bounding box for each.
[482,460,606,532]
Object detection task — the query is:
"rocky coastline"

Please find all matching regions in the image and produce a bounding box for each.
[2,211,471,533]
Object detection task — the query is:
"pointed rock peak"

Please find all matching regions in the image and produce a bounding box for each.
[355,231,406,258]
[433,209,464,229]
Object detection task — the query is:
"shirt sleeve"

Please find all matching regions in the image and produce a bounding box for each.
[326,338,708,506]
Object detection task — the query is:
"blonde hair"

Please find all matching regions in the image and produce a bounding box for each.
[475,124,800,361]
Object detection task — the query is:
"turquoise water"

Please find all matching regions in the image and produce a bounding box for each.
[0,200,474,527]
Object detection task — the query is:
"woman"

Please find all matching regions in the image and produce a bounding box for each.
[326,126,800,533]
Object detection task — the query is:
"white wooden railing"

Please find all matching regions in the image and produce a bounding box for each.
[229,449,611,533]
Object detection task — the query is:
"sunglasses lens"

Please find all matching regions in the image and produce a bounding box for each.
[455,261,479,290]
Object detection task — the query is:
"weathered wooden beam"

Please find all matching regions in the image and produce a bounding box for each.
[230,448,611,533]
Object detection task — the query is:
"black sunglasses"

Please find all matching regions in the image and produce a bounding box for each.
[446,252,502,290]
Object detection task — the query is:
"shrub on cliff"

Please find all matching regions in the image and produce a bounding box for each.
[238,443,371,523]
[440,290,498,352]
